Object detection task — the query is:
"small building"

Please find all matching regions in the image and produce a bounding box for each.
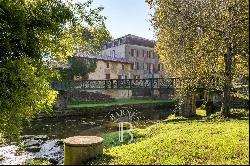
[75,53,132,80]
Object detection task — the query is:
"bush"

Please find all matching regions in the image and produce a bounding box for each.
[229,109,249,118]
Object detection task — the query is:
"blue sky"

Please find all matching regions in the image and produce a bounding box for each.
[78,0,154,40]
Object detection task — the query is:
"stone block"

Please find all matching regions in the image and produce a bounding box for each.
[64,136,103,165]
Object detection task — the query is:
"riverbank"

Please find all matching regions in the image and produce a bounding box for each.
[37,99,176,118]
[67,99,176,109]
[89,109,249,165]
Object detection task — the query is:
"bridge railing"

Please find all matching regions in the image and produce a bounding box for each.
[51,78,180,90]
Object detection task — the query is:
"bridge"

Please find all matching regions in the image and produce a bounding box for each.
[51,78,184,91]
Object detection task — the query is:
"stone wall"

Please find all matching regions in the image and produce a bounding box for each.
[88,89,176,99]
[86,89,132,99]
[131,88,176,99]
[53,90,113,110]
[88,60,131,80]
[41,102,176,119]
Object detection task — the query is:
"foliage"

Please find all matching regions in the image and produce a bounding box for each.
[229,108,249,119]
[59,56,97,80]
[0,0,111,63]
[0,0,111,139]
[147,0,249,116]
[22,159,52,165]
[90,118,249,165]
[0,57,58,139]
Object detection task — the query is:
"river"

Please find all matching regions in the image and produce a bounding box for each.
[0,107,174,165]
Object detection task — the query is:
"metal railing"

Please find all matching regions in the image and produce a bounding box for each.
[51,78,181,90]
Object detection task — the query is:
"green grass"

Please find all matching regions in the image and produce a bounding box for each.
[68,99,175,109]
[101,130,143,148]
[89,110,249,165]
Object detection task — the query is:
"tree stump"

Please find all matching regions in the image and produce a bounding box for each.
[64,136,103,165]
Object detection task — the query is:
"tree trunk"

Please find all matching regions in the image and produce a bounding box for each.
[178,93,196,117]
[221,46,233,117]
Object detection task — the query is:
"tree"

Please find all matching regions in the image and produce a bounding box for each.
[0,0,111,140]
[147,0,249,117]
[59,56,97,80]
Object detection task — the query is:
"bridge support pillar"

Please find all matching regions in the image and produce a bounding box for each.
[152,89,160,97]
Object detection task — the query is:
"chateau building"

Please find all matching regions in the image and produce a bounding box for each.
[101,34,164,79]
[68,34,164,80]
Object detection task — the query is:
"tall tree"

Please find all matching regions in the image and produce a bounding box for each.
[0,0,111,139]
[147,0,249,117]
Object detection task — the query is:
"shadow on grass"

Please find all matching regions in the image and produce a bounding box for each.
[162,111,249,124]
[84,153,115,165]
[162,114,206,124]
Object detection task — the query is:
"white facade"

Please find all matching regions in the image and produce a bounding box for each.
[101,44,126,58]
[101,34,164,79]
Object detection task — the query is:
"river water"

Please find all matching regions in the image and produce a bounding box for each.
[0,107,174,165]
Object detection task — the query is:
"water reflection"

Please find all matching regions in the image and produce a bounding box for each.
[22,108,173,139]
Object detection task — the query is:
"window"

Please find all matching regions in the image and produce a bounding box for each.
[158,64,161,71]
[118,75,122,79]
[146,63,150,71]
[136,62,139,70]
[118,38,122,45]
[146,51,149,58]
[131,49,135,56]
[106,74,110,79]
[147,63,153,73]
[133,75,140,79]
[125,75,128,79]
[155,54,158,59]
[106,62,109,68]
[149,51,151,58]
[136,50,139,57]
[122,64,125,70]
[131,63,134,70]
[142,50,145,57]
[150,64,153,73]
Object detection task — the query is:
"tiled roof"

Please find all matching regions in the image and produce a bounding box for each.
[75,52,132,64]
[102,34,155,49]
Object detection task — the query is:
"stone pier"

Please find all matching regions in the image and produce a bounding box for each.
[64,136,103,165]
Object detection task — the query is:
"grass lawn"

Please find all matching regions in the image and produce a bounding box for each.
[89,110,249,165]
[67,98,175,109]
